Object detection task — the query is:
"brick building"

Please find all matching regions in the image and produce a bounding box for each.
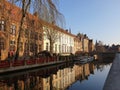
[0,1,43,60]
[0,1,95,60]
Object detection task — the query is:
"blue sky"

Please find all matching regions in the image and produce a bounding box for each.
[59,0,120,45]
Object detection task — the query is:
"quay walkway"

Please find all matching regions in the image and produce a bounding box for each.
[103,53,120,90]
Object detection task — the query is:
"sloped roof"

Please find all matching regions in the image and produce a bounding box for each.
[1,0,76,38]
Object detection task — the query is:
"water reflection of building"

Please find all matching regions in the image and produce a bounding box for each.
[73,63,95,82]
[84,64,90,79]
[73,64,83,80]
[52,67,75,90]
[0,62,96,90]
[89,63,95,74]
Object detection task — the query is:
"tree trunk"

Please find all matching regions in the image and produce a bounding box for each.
[14,15,24,60]
[14,0,31,60]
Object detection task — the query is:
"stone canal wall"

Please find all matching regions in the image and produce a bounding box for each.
[103,53,120,90]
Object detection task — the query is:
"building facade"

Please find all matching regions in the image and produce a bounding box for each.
[74,36,82,53]
[0,1,94,60]
[0,1,43,60]
[43,26,75,54]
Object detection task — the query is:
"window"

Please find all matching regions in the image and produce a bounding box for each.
[10,40,15,45]
[59,45,61,53]
[62,45,64,53]
[30,43,33,52]
[0,20,5,31]
[65,45,66,53]
[70,46,72,53]
[55,44,57,53]
[67,46,69,52]
[0,38,5,50]
[34,32,38,40]
[24,42,29,54]
[30,30,34,39]
[46,43,48,51]
[10,45,15,51]
[34,44,38,54]
[10,24,16,35]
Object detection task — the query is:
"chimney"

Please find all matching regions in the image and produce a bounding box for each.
[33,12,38,18]
[69,28,71,33]
[66,29,68,32]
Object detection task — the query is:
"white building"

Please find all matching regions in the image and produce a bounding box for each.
[43,25,75,54]
[59,32,74,54]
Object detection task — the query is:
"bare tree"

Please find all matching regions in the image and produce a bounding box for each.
[44,26,59,54]
[6,0,65,59]
[7,0,31,60]
[34,0,65,28]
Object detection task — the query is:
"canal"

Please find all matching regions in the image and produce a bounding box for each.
[0,60,112,90]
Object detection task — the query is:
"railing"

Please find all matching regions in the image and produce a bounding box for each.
[36,57,44,64]
[26,59,36,65]
[0,56,67,69]
[12,60,25,67]
[0,56,72,69]
[0,61,10,68]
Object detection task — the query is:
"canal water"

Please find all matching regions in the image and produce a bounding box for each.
[0,61,112,90]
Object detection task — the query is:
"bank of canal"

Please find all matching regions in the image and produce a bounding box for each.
[0,61,112,90]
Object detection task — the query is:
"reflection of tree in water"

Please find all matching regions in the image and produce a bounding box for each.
[14,79,18,90]
[96,64,104,72]
[78,64,91,83]
[0,62,112,90]
[0,63,63,90]
[96,62,112,72]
